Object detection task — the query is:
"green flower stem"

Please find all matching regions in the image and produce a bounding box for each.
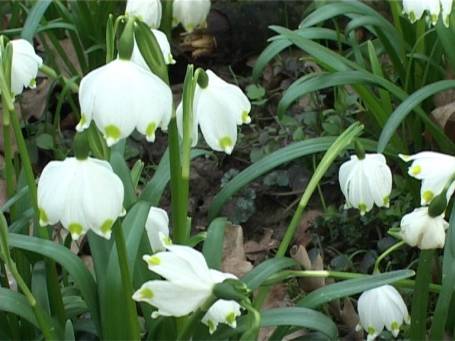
[1,95,16,218]
[254,123,363,310]
[240,300,261,341]
[39,64,79,93]
[410,250,434,340]
[276,122,364,257]
[8,107,66,326]
[112,221,140,339]
[177,294,217,340]
[160,0,174,39]
[262,270,441,293]
[0,213,56,340]
[373,240,406,273]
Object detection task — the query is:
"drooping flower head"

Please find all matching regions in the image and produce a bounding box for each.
[400,152,455,206]
[173,0,211,32]
[400,207,448,249]
[131,29,175,69]
[126,0,162,28]
[145,206,170,253]
[4,39,43,96]
[177,70,251,154]
[338,153,392,215]
[402,0,453,26]
[37,157,125,240]
[77,59,172,146]
[357,285,410,341]
[133,242,242,333]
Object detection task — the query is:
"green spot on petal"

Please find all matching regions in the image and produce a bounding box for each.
[68,223,83,239]
[104,125,121,140]
[29,79,36,88]
[140,288,154,299]
[367,326,376,335]
[241,111,251,124]
[423,190,434,204]
[383,196,390,206]
[78,114,87,127]
[219,136,233,154]
[411,165,421,176]
[391,320,400,331]
[431,14,438,25]
[39,208,48,225]
[163,236,172,246]
[207,320,216,334]
[358,203,367,214]
[409,12,416,23]
[147,255,160,266]
[145,122,157,141]
[100,219,114,236]
[226,311,236,325]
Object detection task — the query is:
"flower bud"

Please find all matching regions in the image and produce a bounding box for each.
[213,279,250,302]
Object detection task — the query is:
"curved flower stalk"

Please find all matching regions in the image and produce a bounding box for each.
[37,157,125,240]
[4,39,43,96]
[338,153,392,215]
[133,243,242,333]
[402,0,453,26]
[77,59,172,146]
[131,29,175,68]
[400,152,455,205]
[173,0,211,32]
[126,0,162,28]
[400,207,448,249]
[357,285,410,340]
[177,70,251,154]
[145,206,170,253]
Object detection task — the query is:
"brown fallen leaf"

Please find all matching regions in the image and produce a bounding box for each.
[244,228,279,262]
[291,244,325,291]
[221,224,253,277]
[341,298,362,340]
[259,284,292,341]
[294,209,322,247]
[19,78,52,120]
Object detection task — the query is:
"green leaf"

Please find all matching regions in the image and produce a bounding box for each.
[298,270,415,309]
[202,218,227,270]
[242,257,297,290]
[262,307,337,340]
[0,288,38,328]
[21,0,53,42]
[377,80,455,153]
[8,233,100,336]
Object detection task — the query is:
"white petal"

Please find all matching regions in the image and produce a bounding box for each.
[402,0,427,21]
[145,207,170,252]
[126,0,162,28]
[358,289,385,337]
[441,0,453,25]
[132,280,209,317]
[172,0,211,32]
[10,39,43,96]
[131,29,175,69]
[165,244,213,281]
[202,299,242,334]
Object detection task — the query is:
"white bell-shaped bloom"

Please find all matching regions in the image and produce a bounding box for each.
[37,157,125,240]
[402,0,453,26]
[357,285,410,341]
[77,59,172,146]
[131,29,175,69]
[6,39,43,96]
[400,207,448,249]
[400,152,455,205]
[126,0,162,28]
[338,153,392,215]
[133,243,241,333]
[176,70,251,154]
[173,0,211,32]
[145,207,170,253]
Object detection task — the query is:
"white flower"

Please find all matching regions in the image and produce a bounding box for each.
[400,152,455,205]
[338,153,392,215]
[145,207,170,253]
[6,39,43,96]
[400,207,448,249]
[357,285,410,341]
[126,0,162,28]
[77,59,172,146]
[173,0,211,32]
[176,70,251,154]
[37,157,125,240]
[133,244,241,333]
[131,29,175,68]
[402,0,453,26]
